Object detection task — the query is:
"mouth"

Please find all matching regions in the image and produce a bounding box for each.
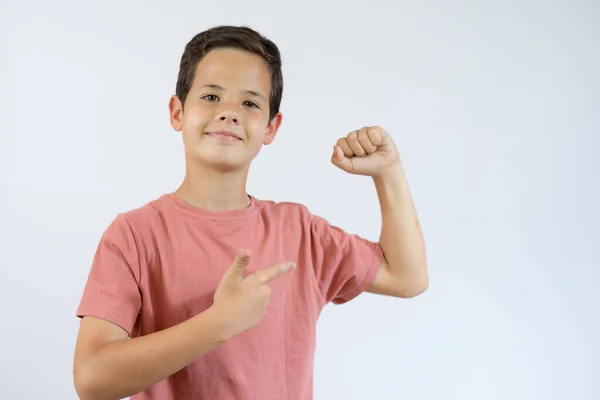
[205,130,243,141]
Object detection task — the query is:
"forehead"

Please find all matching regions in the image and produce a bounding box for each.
[192,48,271,94]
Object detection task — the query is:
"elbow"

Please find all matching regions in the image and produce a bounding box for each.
[400,271,429,298]
[74,365,111,400]
[399,283,428,298]
[404,280,428,297]
[74,366,96,400]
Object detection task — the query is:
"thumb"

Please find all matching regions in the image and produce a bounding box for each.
[331,145,354,173]
[226,249,251,280]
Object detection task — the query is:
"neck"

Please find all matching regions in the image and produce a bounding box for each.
[175,161,251,212]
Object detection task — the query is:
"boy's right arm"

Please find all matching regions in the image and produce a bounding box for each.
[73,250,295,400]
[73,306,229,400]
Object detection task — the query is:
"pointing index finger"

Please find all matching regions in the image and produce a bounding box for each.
[255,262,296,284]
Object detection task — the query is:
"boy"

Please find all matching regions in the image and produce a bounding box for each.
[73,25,428,400]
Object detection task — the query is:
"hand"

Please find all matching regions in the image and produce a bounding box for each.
[331,126,401,178]
[212,249,296,338]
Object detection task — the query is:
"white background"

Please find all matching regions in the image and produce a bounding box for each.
[1,0,598,399]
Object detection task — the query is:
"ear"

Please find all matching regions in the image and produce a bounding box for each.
[169,95,183,132]
[263,112,283,145]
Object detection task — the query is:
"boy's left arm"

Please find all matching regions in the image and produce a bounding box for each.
[331,126,429,298]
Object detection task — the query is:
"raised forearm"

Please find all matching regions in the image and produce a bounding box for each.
[373,164,428,291]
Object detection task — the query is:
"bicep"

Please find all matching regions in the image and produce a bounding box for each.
[365,255,398,296]
[366,256,423,298]
[74,316,129,369]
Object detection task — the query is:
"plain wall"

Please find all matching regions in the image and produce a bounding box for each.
[1,0,598,398]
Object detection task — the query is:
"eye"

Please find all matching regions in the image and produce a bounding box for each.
[202,94,219,102]
[243,100,259,108]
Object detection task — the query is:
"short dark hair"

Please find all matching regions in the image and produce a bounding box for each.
[175,25,283,122]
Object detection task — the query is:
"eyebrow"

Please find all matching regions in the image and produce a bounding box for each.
[197,84,266,101]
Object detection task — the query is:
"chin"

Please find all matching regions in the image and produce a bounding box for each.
[186,152,248,172]
[210,159,248,172]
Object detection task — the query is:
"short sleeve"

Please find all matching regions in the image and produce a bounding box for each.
[309,213,383,305]
[76,214,142,336]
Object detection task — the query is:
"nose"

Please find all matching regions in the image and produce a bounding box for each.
[216,108,240,125]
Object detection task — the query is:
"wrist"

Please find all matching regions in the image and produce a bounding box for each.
[195,304,236,343]
[372,162,405,185]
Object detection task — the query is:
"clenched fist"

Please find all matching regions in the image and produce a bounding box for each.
[331,126,401,178]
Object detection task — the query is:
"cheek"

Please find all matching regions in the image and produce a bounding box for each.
[183,108,208,129]
[245,113,269,133]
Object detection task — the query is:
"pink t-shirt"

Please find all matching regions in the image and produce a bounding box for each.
[76,193,383,399]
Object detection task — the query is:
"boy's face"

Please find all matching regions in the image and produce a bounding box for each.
[169,48,282,172]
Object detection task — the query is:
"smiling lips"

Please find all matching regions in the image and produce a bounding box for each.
[205,130,242,141]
